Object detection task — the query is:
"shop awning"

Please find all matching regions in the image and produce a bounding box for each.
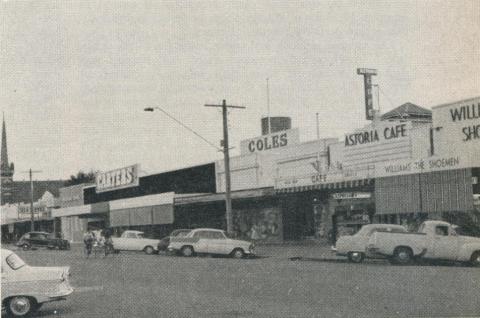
[275,179,373,194]
[109,192,174,227]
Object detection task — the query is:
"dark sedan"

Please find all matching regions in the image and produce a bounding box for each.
[157,229,191,252]
[16,231,70,251]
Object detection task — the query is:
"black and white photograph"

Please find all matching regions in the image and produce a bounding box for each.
[1,1,479,317]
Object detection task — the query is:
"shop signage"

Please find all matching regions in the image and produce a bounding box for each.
[375,155,477,178]
[275,166,374,189]
[343,121,412,168]
[240,128,299,155]
[331,192,372,200]
[474,194,480,206]
[344,122,409,147]
[432,97,480,156]
[95,164,139,193]
[357,68,377,120]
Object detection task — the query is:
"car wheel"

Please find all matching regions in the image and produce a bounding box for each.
[144,246,155,255]
[22,244,30,251]
[347,252,365,263]
[181,246,194,257]
[470,251,480,267]
[7,296,34,317]
[232,248,245,259]
[392,247,413,265]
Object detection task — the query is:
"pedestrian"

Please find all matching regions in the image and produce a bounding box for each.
[83,229,95,258]
[103,229,114,256]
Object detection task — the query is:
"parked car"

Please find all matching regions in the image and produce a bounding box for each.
[157,229,191,252]
[111,230,160,255]
[335,224,407,263]
[368,220,480,266]
[16,232,70,251]
[1,249,73,317]
[168,228,254,259]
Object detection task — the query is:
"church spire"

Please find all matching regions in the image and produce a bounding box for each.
[0,113,10,175]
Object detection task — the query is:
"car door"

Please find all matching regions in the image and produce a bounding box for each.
[207,231,228,255]
[433,225,459,260]
[124,232,139,250]
[192,231,209,253]
[29,233,44,247]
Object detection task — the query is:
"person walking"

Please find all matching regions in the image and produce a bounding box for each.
[83,229,95,258]
[103,229,114,257]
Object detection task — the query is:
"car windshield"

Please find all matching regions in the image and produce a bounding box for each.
[175,231,190,237]
[6,253,26,270]
[137,233,144,239]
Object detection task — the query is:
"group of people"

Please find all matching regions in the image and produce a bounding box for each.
[83,229,114,258]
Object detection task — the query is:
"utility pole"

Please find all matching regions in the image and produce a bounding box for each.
[266,78,271,134]
[22,169,42,231]
[316,112,320,139]
[205,100,245,234]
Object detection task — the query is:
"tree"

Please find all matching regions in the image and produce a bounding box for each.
[65,170,97,186]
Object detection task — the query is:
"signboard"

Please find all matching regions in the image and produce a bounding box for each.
[375,155,478,178]
[357,68,377,120]
[240,128,300,155]
[275,166,374,189]
[331,192,372,200]
[432,97,480,157]
[343,121,412,168]
[95,164,139,193]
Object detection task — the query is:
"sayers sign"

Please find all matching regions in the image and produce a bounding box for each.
[96,164,139,193]
[240,128,300,155]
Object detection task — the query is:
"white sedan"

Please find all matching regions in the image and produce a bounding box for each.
[168,228,254,259]
[1,249,73,317]
[112,230,161,255]
[334,224,407,263]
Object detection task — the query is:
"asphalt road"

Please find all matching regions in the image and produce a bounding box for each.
[5,247,480,318]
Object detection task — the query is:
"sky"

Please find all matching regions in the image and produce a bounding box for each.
[1,0,479,181]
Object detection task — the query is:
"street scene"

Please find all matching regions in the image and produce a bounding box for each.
[1,1,480,318]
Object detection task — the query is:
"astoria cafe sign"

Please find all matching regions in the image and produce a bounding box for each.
[96,164,140,193]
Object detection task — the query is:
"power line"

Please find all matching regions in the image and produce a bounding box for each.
[145,106,222,152]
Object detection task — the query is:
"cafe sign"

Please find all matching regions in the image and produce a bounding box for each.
[96,164,139,193]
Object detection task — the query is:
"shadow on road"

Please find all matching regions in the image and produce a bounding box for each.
[288,256,476,268]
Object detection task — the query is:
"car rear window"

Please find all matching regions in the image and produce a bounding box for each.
[6,253,26,270]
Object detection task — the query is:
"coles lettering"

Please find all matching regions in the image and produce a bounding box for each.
[248,133,288,153]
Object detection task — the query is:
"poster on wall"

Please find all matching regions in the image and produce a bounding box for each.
[234,207,283,242]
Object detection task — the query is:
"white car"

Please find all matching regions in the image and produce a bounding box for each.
[368,220,480,265]
[111,230,160,255]
[1,249,73,317]
[335,224,407,263]
[168,228,254,259]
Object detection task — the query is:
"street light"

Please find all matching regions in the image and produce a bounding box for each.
[143,106,221,151]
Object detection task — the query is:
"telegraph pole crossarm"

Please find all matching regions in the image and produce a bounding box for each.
[204,100,246,235]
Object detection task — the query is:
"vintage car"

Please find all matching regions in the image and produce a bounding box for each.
[1,249,73,317]
[168,228,254,258]
[111,230,160,255]
[334,224,407,263]
[157,229,191,252]
[16,232,70,251]
[368,220,480,265]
